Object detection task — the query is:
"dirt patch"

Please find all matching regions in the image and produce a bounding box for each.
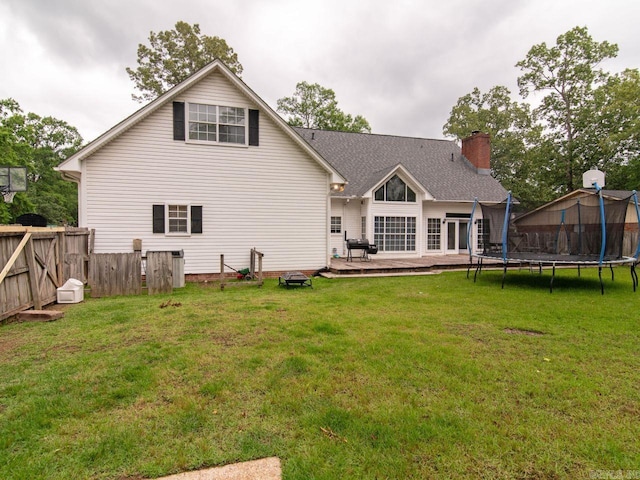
[504,328,545,336]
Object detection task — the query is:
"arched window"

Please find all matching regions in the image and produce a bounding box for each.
[374,175,416,202]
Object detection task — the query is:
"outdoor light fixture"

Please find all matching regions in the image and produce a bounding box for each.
[330,183,345,192]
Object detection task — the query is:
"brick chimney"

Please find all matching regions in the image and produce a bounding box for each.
[461,131,491,175]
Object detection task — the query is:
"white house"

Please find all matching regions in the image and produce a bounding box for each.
[58,60,508,276]
[294,128,508,258]
[57,60,346,277]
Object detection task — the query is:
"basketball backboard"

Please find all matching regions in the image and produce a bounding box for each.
[0,166,28,203]
[582,168,605,189]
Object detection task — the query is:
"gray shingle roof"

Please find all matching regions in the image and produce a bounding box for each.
[294,128,508,202]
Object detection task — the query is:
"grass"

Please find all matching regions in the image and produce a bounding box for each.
[0,267,638,479]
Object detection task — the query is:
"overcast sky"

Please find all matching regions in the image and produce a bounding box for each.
[1,0,638,144]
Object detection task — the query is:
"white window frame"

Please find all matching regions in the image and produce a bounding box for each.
[187,103,247,146]
[374,216,416,252]
[476,218,488,252]
[374,175,416,203]
[330,216,342,234]
[167,204,191,236]
[426,218,442,251]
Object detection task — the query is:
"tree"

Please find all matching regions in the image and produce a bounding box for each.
[0,99,82,225]
[516,26,619,193]
[443,86,548,205]
[126,21,243,102]
[277,81,371,133]
[443,26,637,207]
[581,68,640,189]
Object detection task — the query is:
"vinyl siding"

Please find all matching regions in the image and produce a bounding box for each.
[329,198,362,256]
[81,71,330,274]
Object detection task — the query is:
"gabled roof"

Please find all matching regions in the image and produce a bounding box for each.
[515,188,636,222]
[294,128,508,202]
[57,60,346,184]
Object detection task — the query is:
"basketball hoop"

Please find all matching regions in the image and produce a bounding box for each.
[2,191,16,203]
[0,166,28,203]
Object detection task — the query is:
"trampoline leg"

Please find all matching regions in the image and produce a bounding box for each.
[501,263,507,289]
[631,263,638,292]
[577,264,581,277]
[610,263,614,282]
[598,267,604,295]
[550,264,555,293]
[474,258,483,283]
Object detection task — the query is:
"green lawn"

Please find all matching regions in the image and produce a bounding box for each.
[0,268,638,479]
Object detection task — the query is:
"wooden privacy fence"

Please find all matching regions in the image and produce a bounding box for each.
[88,253,142,297]
[0,226,91,321]
[88,251,174,297]
[0,228,180,319]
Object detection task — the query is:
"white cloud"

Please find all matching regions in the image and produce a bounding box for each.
[1,0,638,142]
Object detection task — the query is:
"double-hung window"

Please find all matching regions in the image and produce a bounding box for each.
[168,205,189,233]
[153,204,203,235]
[188,103,246,145]
[330,216,342,234]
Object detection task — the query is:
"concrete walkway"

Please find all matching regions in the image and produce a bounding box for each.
[156,457,281,480]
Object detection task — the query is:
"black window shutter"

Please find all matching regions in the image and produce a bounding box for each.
[248,109,259,146]
[191,206,203,234]
[173,102,185,141]
[153,204,165,233]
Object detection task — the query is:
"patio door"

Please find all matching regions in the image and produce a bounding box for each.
[445,219,469,254]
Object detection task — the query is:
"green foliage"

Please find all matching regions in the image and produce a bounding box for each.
[0,98,81,225]
[126,21,243,103]
[583,69,640,189]
[444,26,637,207]
[443,86,551,207]
[517,26,619,193]
[277,81,372,133]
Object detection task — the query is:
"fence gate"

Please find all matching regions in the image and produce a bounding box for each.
[88,253,142,298]
[0,226,90,321]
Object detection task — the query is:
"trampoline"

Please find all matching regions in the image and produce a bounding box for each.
[468,182,640,294]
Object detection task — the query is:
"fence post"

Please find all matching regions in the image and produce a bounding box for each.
[220,254,225,291]
[24,236,42,310]
[57,231,65,285]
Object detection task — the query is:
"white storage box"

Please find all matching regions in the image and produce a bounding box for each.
[57,278,84,304]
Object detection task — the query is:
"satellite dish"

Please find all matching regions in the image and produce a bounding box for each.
[583,168,605,189]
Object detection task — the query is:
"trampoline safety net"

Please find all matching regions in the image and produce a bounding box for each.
[479,192,633,263]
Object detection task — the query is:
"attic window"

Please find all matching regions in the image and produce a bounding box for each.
[188,103,245,145]
[374,175,416,202]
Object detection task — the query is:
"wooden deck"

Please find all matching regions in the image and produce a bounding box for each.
[327,254,498,277]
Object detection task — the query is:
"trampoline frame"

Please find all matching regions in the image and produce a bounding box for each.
[467,187,640,294]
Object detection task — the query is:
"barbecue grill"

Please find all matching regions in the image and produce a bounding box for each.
[346,238,378,261]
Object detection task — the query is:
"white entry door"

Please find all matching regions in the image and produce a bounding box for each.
[445,220,469,254]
